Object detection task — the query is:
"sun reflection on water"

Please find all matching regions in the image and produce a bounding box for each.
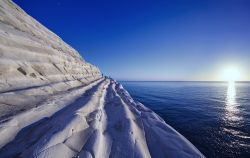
[227,81,236,109]
[225,81,241,122]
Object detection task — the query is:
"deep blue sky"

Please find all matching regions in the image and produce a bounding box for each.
[14,0,250,81]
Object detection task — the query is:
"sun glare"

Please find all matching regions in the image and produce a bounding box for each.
[221,66,241,82]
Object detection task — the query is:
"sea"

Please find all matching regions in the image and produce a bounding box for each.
[120,81,250,158]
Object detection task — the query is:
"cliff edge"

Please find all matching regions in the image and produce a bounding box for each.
[0,0,204,157]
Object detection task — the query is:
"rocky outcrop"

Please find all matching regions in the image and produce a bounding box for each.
[0,0,204,158]
[0,0,101,119]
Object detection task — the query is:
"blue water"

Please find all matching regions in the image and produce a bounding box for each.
[121,81,250,158]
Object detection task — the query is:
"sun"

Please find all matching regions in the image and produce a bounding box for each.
[221,66,241,82]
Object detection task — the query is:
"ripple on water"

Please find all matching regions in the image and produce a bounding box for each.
[121,81,250,158]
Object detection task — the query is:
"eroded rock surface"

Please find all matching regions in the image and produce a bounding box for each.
[0,0,101,119]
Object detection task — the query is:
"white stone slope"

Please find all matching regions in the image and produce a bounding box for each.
[0,0,102,119]
[0,0,205,158]
[0,78,204,158]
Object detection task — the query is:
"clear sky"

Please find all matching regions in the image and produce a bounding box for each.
[14,0,250,81]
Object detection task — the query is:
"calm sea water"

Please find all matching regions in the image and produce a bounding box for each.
[121,81,250,158]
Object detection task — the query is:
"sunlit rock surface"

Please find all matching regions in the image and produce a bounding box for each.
[0,0,205,157]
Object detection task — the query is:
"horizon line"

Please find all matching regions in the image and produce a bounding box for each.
[117,80,250,82]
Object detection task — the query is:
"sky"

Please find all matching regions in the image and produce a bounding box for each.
[14,0,250,81]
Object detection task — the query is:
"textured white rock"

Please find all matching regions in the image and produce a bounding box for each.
[0,0,102,119]
[0,0,205,158]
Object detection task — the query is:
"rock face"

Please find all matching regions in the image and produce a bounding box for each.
[0,0,102,119]
[0,0,205,158]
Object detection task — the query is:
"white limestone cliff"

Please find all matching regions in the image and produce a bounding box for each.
[0,0,205,157]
